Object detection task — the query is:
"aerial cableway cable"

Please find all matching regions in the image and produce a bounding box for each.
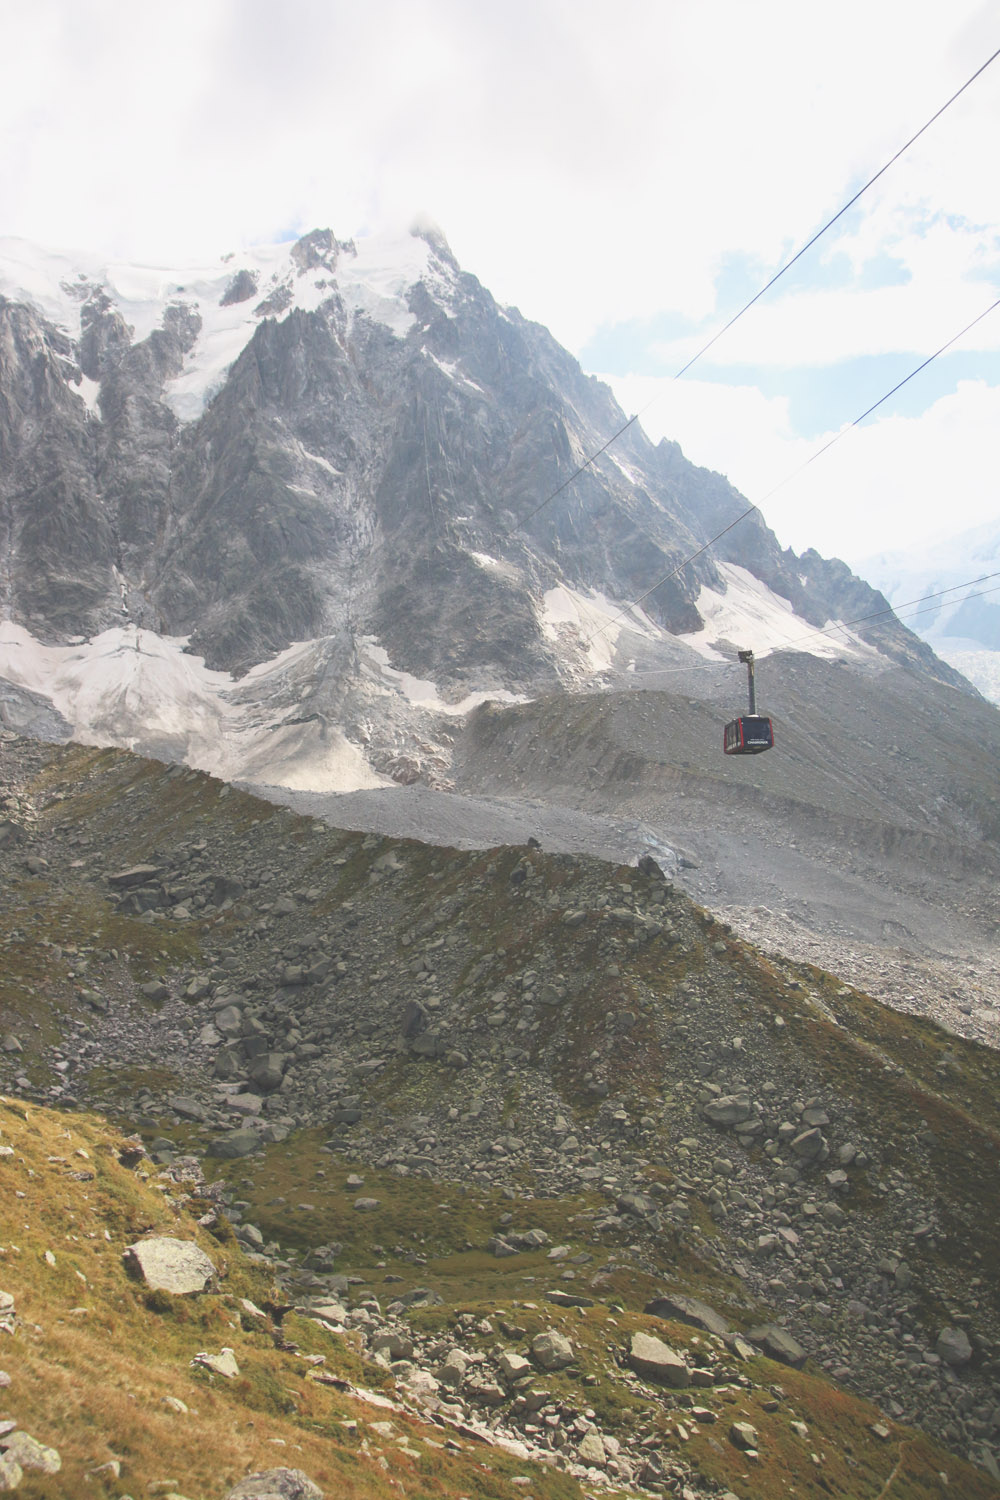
[504,42,1000,540]
[578,296,1000,651]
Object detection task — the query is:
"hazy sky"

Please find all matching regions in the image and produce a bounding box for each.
[2,0,997,567]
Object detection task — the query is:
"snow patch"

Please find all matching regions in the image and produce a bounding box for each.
[684,564,870,661]
[360,639,526,715]
[300,446,342,477]
[71,374,101,413]
[540,584,661,672]
[0,622,387,792]
[429,353,485,394]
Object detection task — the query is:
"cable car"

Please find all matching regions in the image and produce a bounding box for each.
[723,649,774,755]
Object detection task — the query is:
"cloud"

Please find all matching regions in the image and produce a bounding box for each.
[1,0,995,569]
[605,371,1000,563]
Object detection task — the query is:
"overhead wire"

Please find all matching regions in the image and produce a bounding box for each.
[577,297,1000,651]
[502,42,1000,540]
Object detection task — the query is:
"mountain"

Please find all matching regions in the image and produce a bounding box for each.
[861,520,1000,705]
[0,224,964,783]
[0,734,998,1498]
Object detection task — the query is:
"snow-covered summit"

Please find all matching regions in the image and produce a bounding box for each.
[0,224,443,422]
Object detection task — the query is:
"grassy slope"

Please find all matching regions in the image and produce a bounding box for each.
[0,742,998,1498]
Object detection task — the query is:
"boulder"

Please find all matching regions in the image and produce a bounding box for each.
[207,1129,261,1159]
[107,864,162,888]
[627,1331,690,1387]
[578,1432,607,1465]
[248,1053,287,1092]
[730,1421,759,1452]
[790,1127,827,1161]
[531,1330,574,1370]
[936,1326,973,1366]
[0,1431,61,1474]
[123,1237,216,1295]
[703,1094,752,1127]
[644,1293,731,1337]
[192,1348,240,1378]
[746,1324,807,1367]
[0,1454,21,1491]
[225,1468,324,1499]
[214,1005,244,1038]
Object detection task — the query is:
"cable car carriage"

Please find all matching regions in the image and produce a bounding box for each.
[723,649,774,755]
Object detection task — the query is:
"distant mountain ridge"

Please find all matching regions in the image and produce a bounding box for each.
[861,519,1000,705]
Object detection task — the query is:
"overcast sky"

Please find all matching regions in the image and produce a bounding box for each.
[1,0,997,568]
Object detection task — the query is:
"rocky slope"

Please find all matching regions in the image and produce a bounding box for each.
[1,733,998,1496]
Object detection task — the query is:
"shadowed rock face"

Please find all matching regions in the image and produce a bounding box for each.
[0,232,956,696]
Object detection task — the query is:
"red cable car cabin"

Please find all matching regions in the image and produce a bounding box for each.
[723,648,774,756]
[723,714,774,755]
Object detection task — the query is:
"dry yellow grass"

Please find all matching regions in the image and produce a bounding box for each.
[0,1098,590,1500]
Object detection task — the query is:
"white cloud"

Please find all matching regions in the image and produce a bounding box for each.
[1,0,996,570]
[2,0,996,321]
[606,372,1000,563]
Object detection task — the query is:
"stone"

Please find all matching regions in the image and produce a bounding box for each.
[627,1332,690,1386]
[438,1351,468,1387]
[107,865,163,888]
[192,1348,240,1378]
[249,1053,287,1092]
[729,1421,759,1451]
[645,1294,731,1337]
[225,1469,324,1499]
[578,1431,607,1465]
[353,1197,380,1212]
[0,1455,21,1491]
[123,1238,216,1295]
[371,1331,414,1361]
[531,1330,574,1370]
[498,1349,532,1380]
[0,1432,61,1474]
[437,1356,470,1386]
[214,1005,244,1038]
[703,1094,752,1127]
[790,1128,826,1161]
[746,1324,807,1367]
[207,1129,261,1159]
[168,1095,207,1121]
[936,1326,973,1366]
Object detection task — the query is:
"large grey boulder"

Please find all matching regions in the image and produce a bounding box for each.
[531,1330,574,1370]
[703,1093,752,1127]
[123,1237,216,1295]
[207,1129,261,1159]
[226,1468,324,1499]
[627,1331,690,1387]
[746,1323,807,1367]
[936,1326,973,1365]
[0,1431,61,1474]
[644,1293,731,1337]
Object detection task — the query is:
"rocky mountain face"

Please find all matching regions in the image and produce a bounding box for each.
[0,226,961,695]
[1,734,999,1499]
